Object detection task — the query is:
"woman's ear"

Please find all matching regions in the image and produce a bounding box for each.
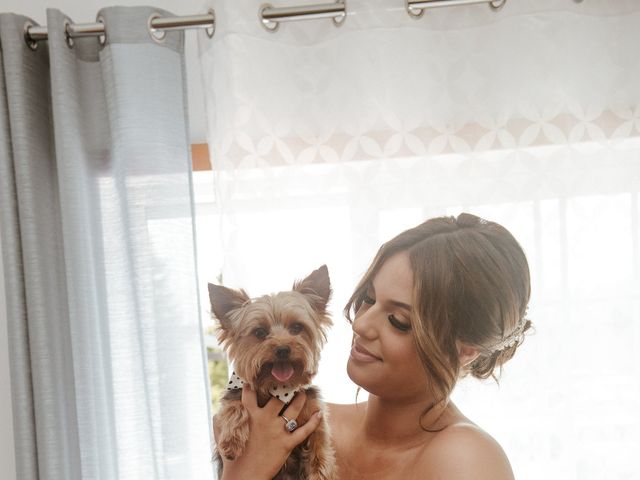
[456,340,480,368]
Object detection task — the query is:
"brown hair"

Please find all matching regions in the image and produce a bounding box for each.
[344,213,531,423]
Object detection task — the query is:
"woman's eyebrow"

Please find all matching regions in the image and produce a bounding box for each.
[371,282,412,311]
[388,300,412,311]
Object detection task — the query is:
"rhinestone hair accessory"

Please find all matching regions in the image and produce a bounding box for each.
[490,309,529,353]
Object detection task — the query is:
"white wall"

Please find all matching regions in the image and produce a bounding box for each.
[2,0,210,144]
[0,228,17,480]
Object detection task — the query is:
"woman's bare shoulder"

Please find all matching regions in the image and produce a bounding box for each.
[325,402,365,432]
[326,402,364,419]
[419,422,515,480]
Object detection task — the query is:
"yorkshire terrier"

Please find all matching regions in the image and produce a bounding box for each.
[209,265,336,480]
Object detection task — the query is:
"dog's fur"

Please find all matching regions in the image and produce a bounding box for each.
[209,265,336,480]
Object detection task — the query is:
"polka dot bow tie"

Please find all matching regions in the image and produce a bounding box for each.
[226,371,305,405]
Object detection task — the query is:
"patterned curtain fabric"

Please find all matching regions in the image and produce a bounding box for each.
[0,8,212,480]
[199,0,640,479]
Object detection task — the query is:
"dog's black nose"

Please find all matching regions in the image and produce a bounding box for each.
[275,346,291,359]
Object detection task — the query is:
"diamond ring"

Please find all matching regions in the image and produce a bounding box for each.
[281,414,298,433]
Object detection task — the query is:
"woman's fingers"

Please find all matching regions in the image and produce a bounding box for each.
[262,387,306,416]
[278,392,322,447]
[241,386,319,444]
[213,397,321,480]
[289,410,323,445]
[279,389,306,417]
[240,384,258,410]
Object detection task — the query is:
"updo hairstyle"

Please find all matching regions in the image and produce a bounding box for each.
[344,213,532,410]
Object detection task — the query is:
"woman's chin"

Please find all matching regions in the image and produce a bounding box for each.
[346,358,375,391]
[346,358,360,384]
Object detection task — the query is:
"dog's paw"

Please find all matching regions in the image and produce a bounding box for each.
[218,437,244,461]
[215,400,251,462]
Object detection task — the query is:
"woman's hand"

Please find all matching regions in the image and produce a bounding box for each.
[214,385,323,480]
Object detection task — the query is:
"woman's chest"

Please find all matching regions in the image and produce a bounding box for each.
[334,438,427,480]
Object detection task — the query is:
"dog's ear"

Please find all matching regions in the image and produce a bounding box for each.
[293,265,331,313]
[208,283,250,328]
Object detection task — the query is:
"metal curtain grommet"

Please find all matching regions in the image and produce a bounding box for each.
[205,9,216,38]
[95,15,107,46]
[259,3,279,32]
[148,13,167,42]
[23,21,39,51]
[405,0,425,19]
[489,0,507,11]
[332,0,347,27]
[64,19,74,48]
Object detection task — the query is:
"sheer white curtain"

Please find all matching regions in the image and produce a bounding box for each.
[198,0,640,478]
[1,8,212,479]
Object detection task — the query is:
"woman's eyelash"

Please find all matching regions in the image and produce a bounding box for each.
[360,291,411,332]
[388,315,411,332]
[362,292,375,305]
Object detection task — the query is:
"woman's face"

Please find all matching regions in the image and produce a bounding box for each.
[347,252,429,401]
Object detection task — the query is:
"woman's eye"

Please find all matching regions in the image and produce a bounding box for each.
[362,293,375,305]
[289,323,304,335]
[388,315,411,332]
[253,327,269,339]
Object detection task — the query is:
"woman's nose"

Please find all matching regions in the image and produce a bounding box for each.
[352,306,377,339]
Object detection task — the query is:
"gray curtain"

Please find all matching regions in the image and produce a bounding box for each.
[0,7,212,480]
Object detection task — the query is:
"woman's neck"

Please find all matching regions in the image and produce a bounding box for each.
[358,393,452,448]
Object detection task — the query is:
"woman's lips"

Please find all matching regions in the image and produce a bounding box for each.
[350,342,382,363]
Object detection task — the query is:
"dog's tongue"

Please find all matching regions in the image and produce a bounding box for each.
[271,361,294,383]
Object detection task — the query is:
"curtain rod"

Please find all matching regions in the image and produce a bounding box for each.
[25,11,216,43]
[25,0,584,42]
[259,0,584,31]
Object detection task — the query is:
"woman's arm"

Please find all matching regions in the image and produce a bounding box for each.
[213,385,323,480]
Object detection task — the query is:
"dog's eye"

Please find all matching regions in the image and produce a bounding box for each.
[253,327,269,339]
[289,323,304,335]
